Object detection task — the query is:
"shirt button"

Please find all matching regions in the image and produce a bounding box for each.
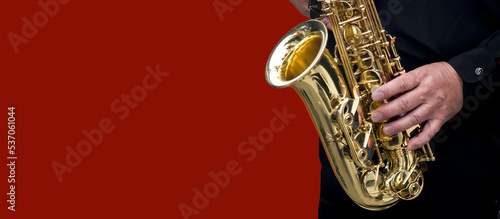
[475,67,483,76]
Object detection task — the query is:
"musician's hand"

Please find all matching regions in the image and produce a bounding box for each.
[289,0,311,18]
[289,0,332,30]
[370,62,463,150]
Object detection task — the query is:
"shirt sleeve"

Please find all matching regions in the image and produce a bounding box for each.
[447,31,500,83]
[446,31,500,112]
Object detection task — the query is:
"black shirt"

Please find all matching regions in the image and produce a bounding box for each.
[319,1,500,218]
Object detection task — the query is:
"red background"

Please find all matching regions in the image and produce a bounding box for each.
[1,0,321,218]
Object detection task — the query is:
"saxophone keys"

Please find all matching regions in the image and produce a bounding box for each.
[391,170,424,200]
[343,24,363,46]
[377,124,404,150]
[359,69,382,91]
[356,49,375,70]
[362,169,385,197]
[336,1,355,21]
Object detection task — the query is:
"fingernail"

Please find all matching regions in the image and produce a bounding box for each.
[372,92,384,101]
[372,112,382,122]
[407,139,422,150]
[383,125,394,135]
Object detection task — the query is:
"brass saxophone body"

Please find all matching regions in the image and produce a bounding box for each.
[265,0,435,210]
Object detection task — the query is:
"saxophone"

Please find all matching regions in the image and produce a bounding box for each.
[265,0,435,210]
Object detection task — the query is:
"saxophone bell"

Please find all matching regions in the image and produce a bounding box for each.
[266,0,435,211]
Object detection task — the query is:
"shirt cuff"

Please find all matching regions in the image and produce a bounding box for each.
[447,47,498,83]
